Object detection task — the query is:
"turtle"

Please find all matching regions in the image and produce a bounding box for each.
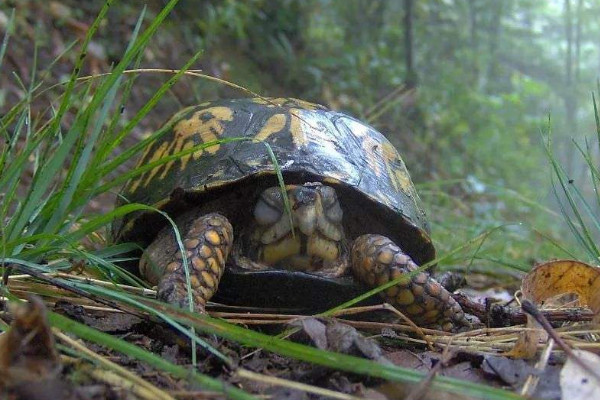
[113,97,469,331]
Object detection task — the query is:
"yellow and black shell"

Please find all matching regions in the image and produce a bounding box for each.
[113,97,434,273]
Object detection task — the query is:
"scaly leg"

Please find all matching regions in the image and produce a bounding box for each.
[140,213,233,311]
[351,234,469,331]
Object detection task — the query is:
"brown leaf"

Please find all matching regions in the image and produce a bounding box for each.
[294,318,389,363]
[0,296,70,399]
[521,259,600,319]
[508,260,600,358]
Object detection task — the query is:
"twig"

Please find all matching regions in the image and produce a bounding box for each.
[6,263,147,319]
[454,293,594,326]
[382,303,434,349]
[521,299,600,384]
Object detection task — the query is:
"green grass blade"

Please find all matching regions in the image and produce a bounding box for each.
[594,87,600,150]
[95,54,202,179]
[5,0,114,242]
[543,131,600,258]
[569,140,600,233]
[95,8,147,166]
[96,137,246,195]
[44,76,121,235]
[0,8,14,67]
[69,282,230,365]
[46,0,113,143]
[48,312,257,400]
[550,176,597,258]
[130,298,524,400]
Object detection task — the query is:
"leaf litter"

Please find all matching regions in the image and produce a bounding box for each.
[1,256,599,400]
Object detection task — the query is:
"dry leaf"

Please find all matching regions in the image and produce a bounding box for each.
[505,328,545,359]
[508,260,600,358]
[521,259,600,320]
[0,296,69,399]
[298,317,329,350]
[560,350,600,399]
[482,355,561,399]
[294,318,389,363]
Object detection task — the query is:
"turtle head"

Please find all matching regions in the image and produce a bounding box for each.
[251,183,347,274]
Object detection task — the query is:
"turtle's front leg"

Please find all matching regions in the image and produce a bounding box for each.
[140,213,233,311]
[351,234,469,331]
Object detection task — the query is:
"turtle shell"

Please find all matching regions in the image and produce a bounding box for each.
[113,98,434,285]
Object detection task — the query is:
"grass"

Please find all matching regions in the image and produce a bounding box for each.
[543,88,600,263]
[419,175,581,276]
[1,1,591,399]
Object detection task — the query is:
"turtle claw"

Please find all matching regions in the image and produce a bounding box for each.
[157,279,199,312]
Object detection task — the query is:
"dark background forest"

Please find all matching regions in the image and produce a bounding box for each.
[2,0,600,271]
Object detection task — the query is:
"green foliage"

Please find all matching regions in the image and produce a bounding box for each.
[545,87,600,263]
[0,0,193,277]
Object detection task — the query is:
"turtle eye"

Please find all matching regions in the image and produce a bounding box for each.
[319,186,336,205]
[254,187,283,225]
[319,186,343,222]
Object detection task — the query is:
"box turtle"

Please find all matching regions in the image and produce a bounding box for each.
[113,97,469,331]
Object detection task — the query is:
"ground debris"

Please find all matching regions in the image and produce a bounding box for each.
[293,317,389,363]
[482,355,561,400]
[0,296,70,399]
[387,350,491,386]
[560,350,600,399]
[54,300,143,333]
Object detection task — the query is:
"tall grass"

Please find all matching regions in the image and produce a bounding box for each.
[544,85,600,263]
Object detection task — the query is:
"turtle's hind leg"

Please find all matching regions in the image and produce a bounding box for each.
[140,213,233,311]
[351,234,469,331]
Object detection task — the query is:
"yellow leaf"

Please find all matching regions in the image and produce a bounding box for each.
[521,259,600,321]
[507,260,600,358]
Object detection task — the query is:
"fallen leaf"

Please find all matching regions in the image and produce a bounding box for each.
[521,260,600,320]
[293,318,389,363]
[386,350,430,372]
[326,321,388,363]
[298,317,328,350]
[560,350,600,400]
[482,356,540,385]
[482,356,561,400]
[506,328,546,359]
[509,260,600,358]
[0,296,70,399]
